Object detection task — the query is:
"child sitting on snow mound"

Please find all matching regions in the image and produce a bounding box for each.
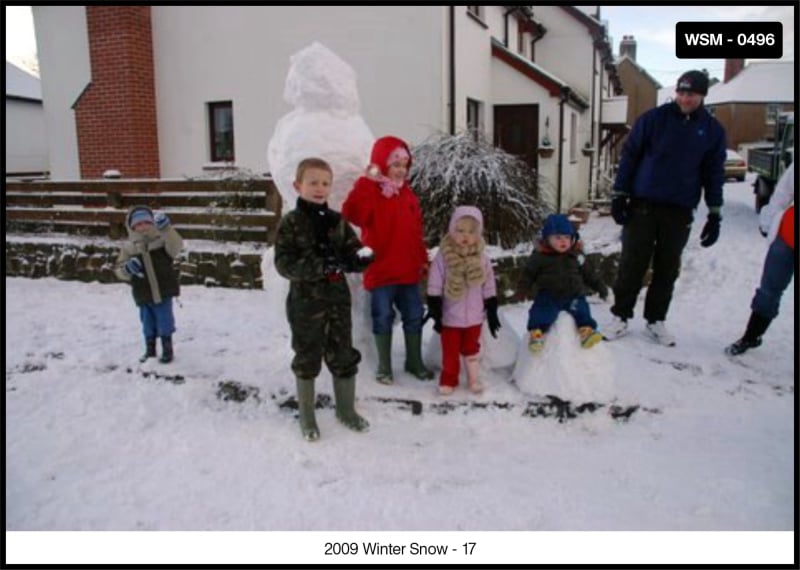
[115,205,183,364]
[517,214,608,352]
[425,206,501,395]
[274,157,374,442]
[341,136,434,384]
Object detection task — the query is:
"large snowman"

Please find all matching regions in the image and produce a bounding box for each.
[264,42,375,357]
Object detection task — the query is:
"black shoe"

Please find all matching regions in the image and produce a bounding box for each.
[139,337,157,363]
[159,335,174,363]
[725,336,762,356]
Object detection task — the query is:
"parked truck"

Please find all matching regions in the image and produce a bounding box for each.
[747,111,794,212]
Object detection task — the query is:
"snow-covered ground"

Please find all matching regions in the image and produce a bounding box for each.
[5,177,795,565]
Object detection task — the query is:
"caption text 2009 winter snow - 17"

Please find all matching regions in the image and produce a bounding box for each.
[324,541,477,557]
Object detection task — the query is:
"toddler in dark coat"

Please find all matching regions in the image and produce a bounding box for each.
[517,214,607,352]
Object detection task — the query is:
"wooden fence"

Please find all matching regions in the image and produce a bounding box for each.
[5,178,282,244]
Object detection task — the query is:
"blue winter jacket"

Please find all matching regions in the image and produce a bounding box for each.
[614,102,726,210]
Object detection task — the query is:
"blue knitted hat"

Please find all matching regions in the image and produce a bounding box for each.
[128,206,154,228]
[541,214,574,238]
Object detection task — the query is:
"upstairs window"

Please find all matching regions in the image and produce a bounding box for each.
[209,101,235,162]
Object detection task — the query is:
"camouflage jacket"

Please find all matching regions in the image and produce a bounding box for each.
[275,198,370,307]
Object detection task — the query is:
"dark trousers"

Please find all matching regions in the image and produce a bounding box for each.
[752,237,795,320]
[527,291,597,332]
[288,302,361,379]
[611,200,693,323]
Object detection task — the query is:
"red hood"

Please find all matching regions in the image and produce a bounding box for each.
[370,136,412,175]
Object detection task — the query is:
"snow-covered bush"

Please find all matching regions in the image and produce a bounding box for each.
[410,131,553,248]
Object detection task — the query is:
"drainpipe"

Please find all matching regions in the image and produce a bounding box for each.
[503,7,521,47]
[449,6,455,134]
[588,37,597,201]
[558,85,571,213]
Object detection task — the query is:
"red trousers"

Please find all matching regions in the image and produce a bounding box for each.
[440,325,481,387]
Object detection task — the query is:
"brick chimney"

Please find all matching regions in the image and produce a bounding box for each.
[724,59,745,83]
[620,35,636,61]
[74,6,160,179]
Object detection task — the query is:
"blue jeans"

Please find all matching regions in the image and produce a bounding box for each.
[370,284,424,335]
[751,238,795,320]
[139,297,176,339]
[527,291,597,332]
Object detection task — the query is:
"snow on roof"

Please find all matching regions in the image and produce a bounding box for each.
[6,60,42,101]
[704,61,794,105]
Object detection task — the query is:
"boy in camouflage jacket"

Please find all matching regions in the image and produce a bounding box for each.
[275,158,374,441]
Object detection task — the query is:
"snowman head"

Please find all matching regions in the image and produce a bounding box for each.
[284,42,360,115]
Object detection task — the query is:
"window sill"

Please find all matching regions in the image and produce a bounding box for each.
[203,162,238,171]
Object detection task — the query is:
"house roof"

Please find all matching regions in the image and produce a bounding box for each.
[559,6,604,35]
[490,38,590,110]
[704,61,794,105]
[6,60,42,102]
[615,55,662,89]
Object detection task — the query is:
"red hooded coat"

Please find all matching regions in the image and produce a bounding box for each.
[342,136,428,290]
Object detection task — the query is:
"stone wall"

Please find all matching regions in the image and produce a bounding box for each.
[6,240,625,302]
[5,241,264,289]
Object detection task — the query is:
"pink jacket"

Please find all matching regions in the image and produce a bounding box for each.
[427,206,497,328]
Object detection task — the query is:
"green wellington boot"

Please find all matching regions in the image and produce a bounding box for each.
[333,376,370,432]
[404,332,434,380]
[374,333,393,384]
[295,377,320,441]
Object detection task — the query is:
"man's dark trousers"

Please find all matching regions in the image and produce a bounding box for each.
[611,200,693,323]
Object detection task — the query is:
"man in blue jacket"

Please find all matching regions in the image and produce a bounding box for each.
[605,70,726,346]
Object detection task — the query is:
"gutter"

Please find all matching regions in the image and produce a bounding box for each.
[449,6,455,134]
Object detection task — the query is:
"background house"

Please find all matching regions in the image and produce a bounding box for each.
[33,5,623,212]
[5,61,49,178]
[612,36,661,164]
[704,60,795,151]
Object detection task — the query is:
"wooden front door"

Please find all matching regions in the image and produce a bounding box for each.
[494,104,539,172]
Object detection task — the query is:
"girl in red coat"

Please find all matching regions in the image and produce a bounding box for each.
[342,136,434,384]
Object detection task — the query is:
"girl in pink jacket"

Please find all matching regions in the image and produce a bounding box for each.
[426,206,500,395]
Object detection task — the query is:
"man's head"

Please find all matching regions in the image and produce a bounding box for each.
[293,157,333,204]
[674,70,708,115]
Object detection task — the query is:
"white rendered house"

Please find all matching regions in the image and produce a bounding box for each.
[33,5,624,210]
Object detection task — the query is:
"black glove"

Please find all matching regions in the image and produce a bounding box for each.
[341,250,374,273]
[322,254,346,281]
[484,296,501,338]
[611,193,631,225]
[699,213,721,247]
[423,295,443,333]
